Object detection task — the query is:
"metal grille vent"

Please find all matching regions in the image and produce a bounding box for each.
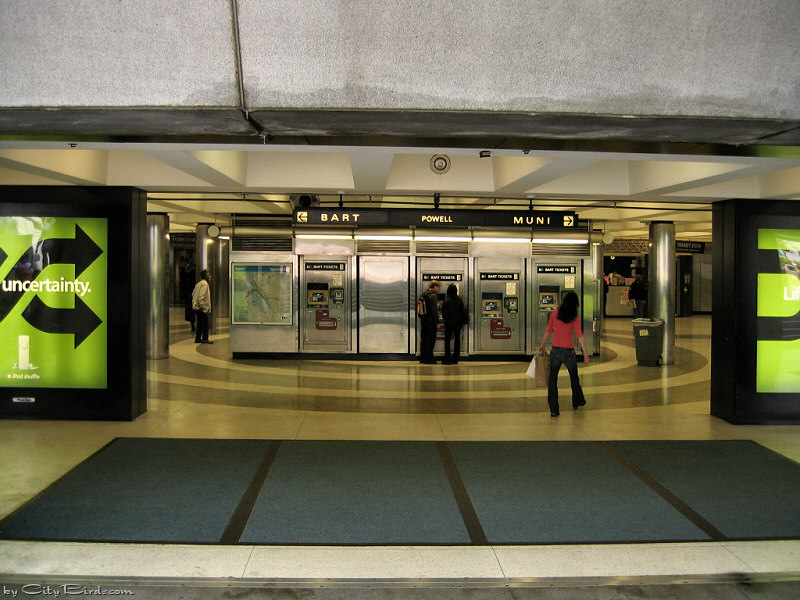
[605,238,650,254]
[356,240,411,254]
[415,241,470,254]
[531,243,590,257]
[232,236,293,252]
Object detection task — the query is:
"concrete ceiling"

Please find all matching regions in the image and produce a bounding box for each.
[1,139,799,240]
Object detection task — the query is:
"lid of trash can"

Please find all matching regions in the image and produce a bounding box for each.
[632,318,664,325]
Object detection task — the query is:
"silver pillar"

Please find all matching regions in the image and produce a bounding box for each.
[213,236,229,332]
[195,223,216,334]
[648,222,676,364]
[146,214,170,359]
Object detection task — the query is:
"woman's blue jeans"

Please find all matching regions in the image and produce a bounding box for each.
[548,346,586,414]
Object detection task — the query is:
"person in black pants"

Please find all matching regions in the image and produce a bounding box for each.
[441,283,468,364]
[629,274,648,319]
[418,280,440,364]
[192,269,213,344]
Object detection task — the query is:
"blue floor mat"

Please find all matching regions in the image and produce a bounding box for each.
[448,441,710,543]
[240,441,469,544]
[2,439,798,545]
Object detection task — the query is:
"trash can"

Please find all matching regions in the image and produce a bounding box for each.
[632,318,664,366]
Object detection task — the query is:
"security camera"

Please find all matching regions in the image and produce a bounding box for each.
[479,150,491,158]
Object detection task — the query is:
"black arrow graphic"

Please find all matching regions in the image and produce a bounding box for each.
[0,225,103,323]
[21,294,102,348]
[40,224,103,277]
[0,247,6,265]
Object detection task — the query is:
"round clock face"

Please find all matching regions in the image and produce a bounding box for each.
[430,154,450,174]
[207,224,220,238]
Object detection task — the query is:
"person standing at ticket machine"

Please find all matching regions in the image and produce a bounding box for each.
[538,291,589,416]
[418,280,440,364]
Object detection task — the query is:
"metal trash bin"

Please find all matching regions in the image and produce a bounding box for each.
[632,318,664,366]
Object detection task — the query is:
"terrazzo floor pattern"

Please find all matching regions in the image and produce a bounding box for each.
[1,314,799,597]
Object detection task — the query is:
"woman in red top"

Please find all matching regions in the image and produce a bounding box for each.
[538,291,590,417]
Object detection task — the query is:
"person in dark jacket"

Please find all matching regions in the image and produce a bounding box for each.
[441,283,468,364]
[419,280,440,364]
[629,274,648,318]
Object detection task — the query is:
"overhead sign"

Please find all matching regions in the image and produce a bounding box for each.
[293,208,579,228]
[0,217,107,389]
[676,240,706,253]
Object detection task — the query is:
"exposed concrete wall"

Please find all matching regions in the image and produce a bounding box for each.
[1,0,799,119]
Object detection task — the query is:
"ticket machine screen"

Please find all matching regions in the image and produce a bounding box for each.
[307,283,329,307]
[538,285,560,311]
[482,292,503,318]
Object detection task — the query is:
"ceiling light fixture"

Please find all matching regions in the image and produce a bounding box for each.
[430,154,450,174]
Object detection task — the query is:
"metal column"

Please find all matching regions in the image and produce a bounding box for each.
[648,221,675,364]
[213,235,229,331]
[146,213,170,359]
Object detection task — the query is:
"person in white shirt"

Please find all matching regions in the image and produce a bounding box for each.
[191,269,213,344]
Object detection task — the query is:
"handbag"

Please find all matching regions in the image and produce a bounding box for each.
[525,350,550,387]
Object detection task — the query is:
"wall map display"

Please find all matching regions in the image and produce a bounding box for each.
[232,263,293,325]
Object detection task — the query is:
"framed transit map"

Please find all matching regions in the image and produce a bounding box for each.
[231,263,293,325]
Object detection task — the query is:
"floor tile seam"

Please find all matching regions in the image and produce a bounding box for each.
[292,411,310,440]
[147,368,711,399]
[168,339,643,378]
[718,541,785,574]
[162,339,706,387]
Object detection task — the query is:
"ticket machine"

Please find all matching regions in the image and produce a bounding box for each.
[474,258,525,354]
[300,258,352,352]
[533,262,581,353]
[416,257,469,358]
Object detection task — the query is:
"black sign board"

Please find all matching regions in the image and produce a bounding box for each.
[422,273,462,281]
[305,263,346,271]
[295,209,387,226]
[676,240,706,254]
[294,208,578,229]
[480,273,519,280]
[169,232,196,246]
[537,266,577,274]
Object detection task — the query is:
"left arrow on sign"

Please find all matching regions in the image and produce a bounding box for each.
[21,294,102,348]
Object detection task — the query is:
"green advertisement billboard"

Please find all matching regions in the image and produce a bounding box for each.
[757,228,800,393]
[0,216,107,389]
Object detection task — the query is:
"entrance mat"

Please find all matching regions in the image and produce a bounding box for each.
[608,440,800,540]
[2,439,799,545]
[0,438,272,543]
[240,441,469,544]
[447,441,711,543]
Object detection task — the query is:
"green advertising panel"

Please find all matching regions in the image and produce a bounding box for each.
[757,228,800,393]
[0,216,107,389]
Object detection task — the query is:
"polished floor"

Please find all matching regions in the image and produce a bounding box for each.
[1,312,799,594]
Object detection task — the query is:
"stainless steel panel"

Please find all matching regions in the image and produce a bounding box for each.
[300,256,352,352]
[358,256,409,354]
[530,258,583,354]
[473,257,525,354]
[415,257,469,357]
